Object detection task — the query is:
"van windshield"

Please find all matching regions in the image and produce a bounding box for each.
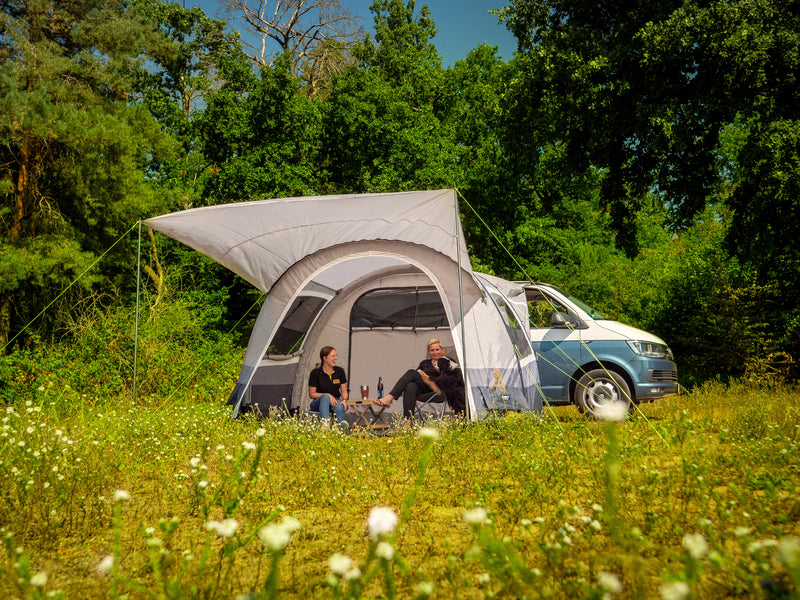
[549,285,606,320]
[534,284,606,320]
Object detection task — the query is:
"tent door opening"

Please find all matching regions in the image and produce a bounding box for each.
[347,286,455,405]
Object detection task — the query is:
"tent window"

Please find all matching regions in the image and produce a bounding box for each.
[490,291,532,358]
[269,295,327,355]
[351,287,448,329]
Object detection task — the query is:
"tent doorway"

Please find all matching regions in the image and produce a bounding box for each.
[347,286,455,409]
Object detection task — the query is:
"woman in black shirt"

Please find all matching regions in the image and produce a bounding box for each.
[308,346,349,428]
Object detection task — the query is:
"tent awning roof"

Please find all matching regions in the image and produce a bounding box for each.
[144,189,469,293]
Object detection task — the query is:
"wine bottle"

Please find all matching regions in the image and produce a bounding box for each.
[377,377,384,398]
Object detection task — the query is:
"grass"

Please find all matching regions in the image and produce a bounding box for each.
[1,380,799,599]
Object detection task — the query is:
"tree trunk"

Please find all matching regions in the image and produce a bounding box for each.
[0,295,11,353]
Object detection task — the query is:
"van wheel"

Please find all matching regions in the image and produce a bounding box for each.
[574,369,632,419]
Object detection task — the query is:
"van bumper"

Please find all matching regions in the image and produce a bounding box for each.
[633,360,678,402]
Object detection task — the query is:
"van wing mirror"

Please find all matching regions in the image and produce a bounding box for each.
[551,311,578,328]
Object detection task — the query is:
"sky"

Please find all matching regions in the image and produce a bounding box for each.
[193,0,518,67]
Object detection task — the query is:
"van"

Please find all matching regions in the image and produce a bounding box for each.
[523,283,678,416]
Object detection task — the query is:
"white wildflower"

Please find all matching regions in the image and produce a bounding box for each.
[30,572,47,587]
[417,427,440,441]
[113,490,130,502]
[242,441,256,451]
[258,516,300,552]
[97,555,115,575]
[259,524,290,551]
[595,400,629,422]
[683,532,708,559]
[659,581,690,600]
[464,507,489,526]
[416,581,434,596]
[368,506,398,540]
[597,571,622,594]
[328,553,353,576]
[375,541,394,561]
[281,516,301,534]
[206,518,238,538]
[344,567,361,581]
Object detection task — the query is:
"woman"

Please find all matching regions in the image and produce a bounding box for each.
[308,346,349,430]
[374,338,465,423]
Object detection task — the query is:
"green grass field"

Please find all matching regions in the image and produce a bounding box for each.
[2,382,799,599]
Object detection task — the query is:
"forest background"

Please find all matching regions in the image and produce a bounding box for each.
[1,0,799,399]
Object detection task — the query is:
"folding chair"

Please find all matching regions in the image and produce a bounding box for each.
[414,391,449,421]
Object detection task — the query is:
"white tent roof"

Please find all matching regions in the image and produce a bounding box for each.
[143,189,468,294]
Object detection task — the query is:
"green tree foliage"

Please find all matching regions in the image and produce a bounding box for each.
[497,0,800,254]
[321,0,456,192]
[197,53,323,202]
[128,0,248,206]
[0,0,168,349]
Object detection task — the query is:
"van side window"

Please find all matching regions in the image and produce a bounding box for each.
[525,289,568,328]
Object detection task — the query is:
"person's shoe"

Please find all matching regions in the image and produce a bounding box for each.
[338,420,351,434]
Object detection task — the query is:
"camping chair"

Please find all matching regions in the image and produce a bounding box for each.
[413,360,463,421]
[414,390,449,421]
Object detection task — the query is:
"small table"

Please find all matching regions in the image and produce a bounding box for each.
[348,399,389,432]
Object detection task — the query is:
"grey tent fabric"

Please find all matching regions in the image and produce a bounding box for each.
[145,189,542,419]
[144,190,468,294]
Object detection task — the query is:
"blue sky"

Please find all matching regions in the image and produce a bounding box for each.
[193,0,517,67]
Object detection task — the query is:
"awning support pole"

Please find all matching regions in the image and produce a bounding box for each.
[133,220,142,405]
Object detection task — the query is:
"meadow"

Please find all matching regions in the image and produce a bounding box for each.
[1,381,799,600]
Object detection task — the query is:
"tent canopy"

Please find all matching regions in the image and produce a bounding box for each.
[144,189,469,294]
[145,189,541,419]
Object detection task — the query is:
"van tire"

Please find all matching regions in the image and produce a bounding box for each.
[574,369,632,418]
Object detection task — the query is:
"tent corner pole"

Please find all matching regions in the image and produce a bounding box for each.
[453,189,470,421]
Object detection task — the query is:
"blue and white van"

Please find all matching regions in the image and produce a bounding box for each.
[523,283,678,416]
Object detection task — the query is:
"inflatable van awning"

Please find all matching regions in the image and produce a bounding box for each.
[144,189,469,294]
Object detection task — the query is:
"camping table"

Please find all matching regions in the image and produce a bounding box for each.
[348,400,389,432]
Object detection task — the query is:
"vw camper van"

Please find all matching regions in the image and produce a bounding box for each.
[523,283,678,416]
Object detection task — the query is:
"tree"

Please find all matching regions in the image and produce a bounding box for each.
[221,0,361,86]
[196,54,324,202]
[0,0,168,349]
[127,0,251,207]
[498,0,800,253]
[321,0,455,192]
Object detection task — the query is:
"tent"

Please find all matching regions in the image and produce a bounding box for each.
[144,189,542,419]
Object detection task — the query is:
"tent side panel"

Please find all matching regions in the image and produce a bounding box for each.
[247,360,298,415]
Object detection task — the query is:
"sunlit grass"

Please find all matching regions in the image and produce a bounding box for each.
[1,381,799,599]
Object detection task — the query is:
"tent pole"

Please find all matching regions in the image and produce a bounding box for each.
[453,189,470,420]
[133,220,142,405]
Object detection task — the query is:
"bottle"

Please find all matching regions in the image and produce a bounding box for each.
[377,377,384,398]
